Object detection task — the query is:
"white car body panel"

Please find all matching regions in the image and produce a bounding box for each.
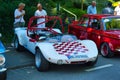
[15,28,98,64]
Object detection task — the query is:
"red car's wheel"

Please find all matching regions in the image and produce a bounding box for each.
[100,43,114,58]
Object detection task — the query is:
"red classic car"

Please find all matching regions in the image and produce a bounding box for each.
[68,14,120,58]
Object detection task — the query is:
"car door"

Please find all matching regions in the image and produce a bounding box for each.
[69,17,89,39]
[87,18,102,48]
[25,31,37,54]
[26,37,36,54]
[79,17,90,39]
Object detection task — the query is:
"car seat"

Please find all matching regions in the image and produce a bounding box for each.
[91,22,100,30]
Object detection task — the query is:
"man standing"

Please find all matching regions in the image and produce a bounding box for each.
[34,3,47,28]
[12,3,25,47]
[102,2,113,14]
[114,2,120,15]
[14,3,25,28]
[87,1,97,14]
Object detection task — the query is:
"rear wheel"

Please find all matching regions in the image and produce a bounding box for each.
[14,36,24,51]
[100,43,114,58]
[35,49,49,71]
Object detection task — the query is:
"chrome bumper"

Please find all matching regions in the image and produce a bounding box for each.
[116,49,120,52]
[0,68,7,73]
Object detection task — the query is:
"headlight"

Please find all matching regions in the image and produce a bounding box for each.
[0,55,5,66]
[57,60,63,65]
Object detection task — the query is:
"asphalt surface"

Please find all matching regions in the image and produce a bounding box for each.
[6,47,120,80]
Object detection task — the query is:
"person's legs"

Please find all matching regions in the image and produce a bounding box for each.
[11,27,16,47]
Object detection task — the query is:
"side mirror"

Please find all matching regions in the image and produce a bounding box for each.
[0,33,2,37]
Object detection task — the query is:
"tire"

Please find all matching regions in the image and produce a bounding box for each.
[0,71,7,80]
[86,56,98,66]
[14,36,24,51]
[35,49,49,71]
[100,43,114,58]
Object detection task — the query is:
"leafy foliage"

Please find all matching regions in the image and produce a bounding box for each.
[106,19,120,30]
[0,0,86,43]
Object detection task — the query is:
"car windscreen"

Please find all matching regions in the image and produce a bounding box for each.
[47,34,77,43]
[103,17,120,30]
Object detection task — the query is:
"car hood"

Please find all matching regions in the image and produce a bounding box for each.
[37,40,98,60]
[105,30,120,39]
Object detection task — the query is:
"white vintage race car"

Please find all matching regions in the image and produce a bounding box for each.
[14,16,98,71]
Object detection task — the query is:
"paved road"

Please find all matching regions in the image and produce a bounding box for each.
[6,47,120,80]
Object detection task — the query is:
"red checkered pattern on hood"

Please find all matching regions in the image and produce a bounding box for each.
[53,41,89,56]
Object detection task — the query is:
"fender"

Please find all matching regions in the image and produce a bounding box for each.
[101,37,114,51]
[0,41,5,53]
[35,46,51,62]
[108,42,114,51]
[15,28,27,46]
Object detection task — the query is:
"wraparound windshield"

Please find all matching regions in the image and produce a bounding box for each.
[103,17,120,30]
[47,34,78,43]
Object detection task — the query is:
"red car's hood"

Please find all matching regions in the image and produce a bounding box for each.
[105,30,120,38]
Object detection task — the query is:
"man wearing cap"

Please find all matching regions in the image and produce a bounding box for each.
[34,3,47,28]
[114,2,120,15]
[14,3,25,28]
[87,1,97,14]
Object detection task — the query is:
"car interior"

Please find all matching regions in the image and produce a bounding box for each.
[91,22,100,30]
[90,19,101,30]
[28,16,64,41]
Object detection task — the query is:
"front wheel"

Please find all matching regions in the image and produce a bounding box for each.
[0,71,7,80]
[35,49,49,71]
[100,43,114,58]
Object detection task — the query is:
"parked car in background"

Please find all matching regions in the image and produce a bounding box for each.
[0,33,7,80]
[14,16,98,71]
[68,14,120,58]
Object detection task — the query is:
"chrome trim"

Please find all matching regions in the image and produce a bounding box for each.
[0,68,7,72]
[116,49,120,52]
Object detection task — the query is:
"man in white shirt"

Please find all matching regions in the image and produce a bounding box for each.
[14,3,25,27]
[12,3,25,47]
[34,3,47,28]
[114,2,120,15]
